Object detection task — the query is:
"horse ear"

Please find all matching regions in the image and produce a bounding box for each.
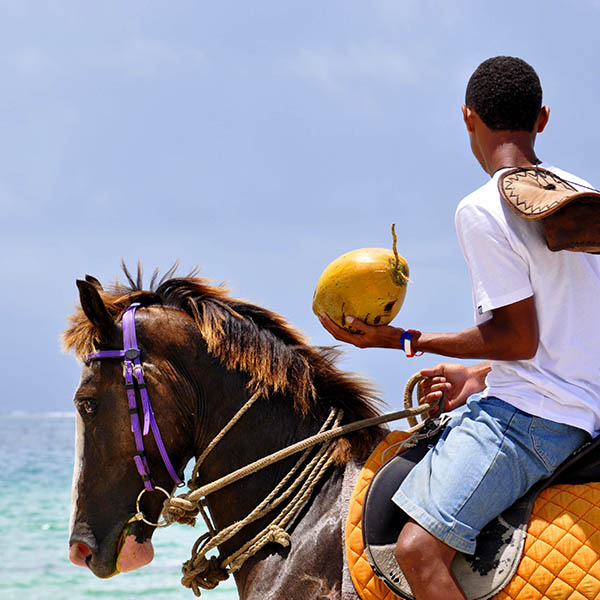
[76,279,113,333]
[85,274,103,291]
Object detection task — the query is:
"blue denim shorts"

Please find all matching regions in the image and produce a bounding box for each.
[392,396,590,554]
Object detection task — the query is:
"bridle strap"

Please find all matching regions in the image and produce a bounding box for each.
[87,303,182,491]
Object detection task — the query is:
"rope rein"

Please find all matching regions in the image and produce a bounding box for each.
[161,372,440,596]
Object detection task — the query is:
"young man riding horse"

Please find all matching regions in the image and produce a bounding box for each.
[319,56,600,600]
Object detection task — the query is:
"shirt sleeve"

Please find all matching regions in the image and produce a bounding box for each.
[455,201,533,324]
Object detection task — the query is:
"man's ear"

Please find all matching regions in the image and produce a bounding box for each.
[76,279,114,334]
[535,105,550,134]
[462,105,475,132]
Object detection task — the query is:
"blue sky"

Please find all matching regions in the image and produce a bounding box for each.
[2,0,599,413]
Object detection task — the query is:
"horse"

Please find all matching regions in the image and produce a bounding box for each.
[66,269,600,600]
[64,267,388,600]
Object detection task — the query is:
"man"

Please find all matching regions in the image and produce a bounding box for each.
[318,56,600,599]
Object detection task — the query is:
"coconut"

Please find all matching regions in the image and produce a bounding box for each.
[312,225,409,329]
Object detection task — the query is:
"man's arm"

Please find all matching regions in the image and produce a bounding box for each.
[318,295,539,361]
[414,296,539,360]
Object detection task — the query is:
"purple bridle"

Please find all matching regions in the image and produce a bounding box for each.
[86,303,182,494]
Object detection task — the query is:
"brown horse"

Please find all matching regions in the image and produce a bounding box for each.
[64,268,387,599]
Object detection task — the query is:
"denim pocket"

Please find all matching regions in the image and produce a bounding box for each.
[530,418,589,472]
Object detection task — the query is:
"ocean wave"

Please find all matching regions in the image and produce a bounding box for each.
[0,411,76,419]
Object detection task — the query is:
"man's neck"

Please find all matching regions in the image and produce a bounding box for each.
[484,134,540,175]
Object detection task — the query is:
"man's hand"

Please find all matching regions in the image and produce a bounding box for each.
[419,362,491,412]
[318,313,403,349]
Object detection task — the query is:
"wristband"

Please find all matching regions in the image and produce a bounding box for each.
[399,330,408,352]
[402,329,424,358]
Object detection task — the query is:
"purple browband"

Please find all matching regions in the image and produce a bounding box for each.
[87,303,182,491]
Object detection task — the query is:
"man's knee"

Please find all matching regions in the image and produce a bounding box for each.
[394,522,427,572]
[395,520,456,573]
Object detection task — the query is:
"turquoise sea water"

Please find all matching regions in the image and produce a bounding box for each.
[0,414,239,600]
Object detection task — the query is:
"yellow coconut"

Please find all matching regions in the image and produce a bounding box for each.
[312,225,409,329]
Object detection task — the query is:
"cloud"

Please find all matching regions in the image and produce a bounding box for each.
[287,42,422,94]
[98,38,207,79]
[0,46,61,84]
[374,0,465,30]
[0,180,35,218]
[1,38,207,83]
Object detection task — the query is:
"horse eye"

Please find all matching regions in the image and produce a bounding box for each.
[80,400,97,415]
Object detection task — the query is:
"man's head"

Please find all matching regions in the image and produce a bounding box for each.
[462,56,549,174]
[465,56,542,132]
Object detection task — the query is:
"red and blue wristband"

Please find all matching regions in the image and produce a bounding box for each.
[400,329,423,358]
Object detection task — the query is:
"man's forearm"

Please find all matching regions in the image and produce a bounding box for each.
[412,324,535,361]
[412,326,510,360]
[411,297,539,361]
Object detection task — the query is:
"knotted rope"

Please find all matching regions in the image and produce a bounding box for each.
[163,372,439,596]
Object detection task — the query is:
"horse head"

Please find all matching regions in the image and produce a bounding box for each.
[67,279,197,577]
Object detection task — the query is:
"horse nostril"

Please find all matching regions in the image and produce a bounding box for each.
[69,522,98,568]
[69,541,93,567]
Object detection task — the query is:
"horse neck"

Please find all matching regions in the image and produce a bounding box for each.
[187,358,339,561]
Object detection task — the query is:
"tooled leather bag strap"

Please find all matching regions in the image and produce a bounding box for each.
[498,166,600,253]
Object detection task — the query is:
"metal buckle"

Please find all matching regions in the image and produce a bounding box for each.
[127,486,171,528]
[125,348,140,360]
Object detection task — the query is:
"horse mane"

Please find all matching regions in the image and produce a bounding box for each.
[63,265,386,461]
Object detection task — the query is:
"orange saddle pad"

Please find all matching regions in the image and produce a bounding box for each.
[345,431,600,600]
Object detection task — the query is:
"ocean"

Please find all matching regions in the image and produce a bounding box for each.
[0,413,239,600]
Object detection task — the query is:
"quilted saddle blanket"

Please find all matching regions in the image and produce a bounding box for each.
[346,430,600,600]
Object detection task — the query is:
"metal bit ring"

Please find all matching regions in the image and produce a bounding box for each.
[130,486,171,528]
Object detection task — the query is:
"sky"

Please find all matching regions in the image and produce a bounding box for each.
[1,0,599,414]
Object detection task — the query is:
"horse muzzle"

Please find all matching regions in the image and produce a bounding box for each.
[69,520,153,578]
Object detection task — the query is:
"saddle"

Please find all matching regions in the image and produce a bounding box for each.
[346,421,600,600]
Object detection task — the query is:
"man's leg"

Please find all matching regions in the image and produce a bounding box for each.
[394,520,465,600]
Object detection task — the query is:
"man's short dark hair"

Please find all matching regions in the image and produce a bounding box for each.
[465,56,543,131]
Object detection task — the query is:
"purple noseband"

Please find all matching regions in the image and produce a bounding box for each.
[87,303,183,492]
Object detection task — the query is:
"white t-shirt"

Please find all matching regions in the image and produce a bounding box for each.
[455,163,600,435]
